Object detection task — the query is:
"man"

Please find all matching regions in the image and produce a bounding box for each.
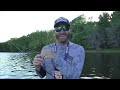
[33,17,85,79]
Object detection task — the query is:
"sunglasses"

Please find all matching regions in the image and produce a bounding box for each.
[54,26,70,32]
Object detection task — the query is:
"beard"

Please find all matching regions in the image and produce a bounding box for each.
[55,33,70,44]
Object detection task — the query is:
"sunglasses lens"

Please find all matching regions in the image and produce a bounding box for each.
[55,27,62,32]
[62,26,69,31]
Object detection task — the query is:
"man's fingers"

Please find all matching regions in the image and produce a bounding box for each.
[35,54,44,59]
[33,59,43,65]
[35,54,41,58]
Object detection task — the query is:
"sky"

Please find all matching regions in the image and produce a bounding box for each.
[0,11,113,43]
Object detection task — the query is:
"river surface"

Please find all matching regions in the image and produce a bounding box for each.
[80,51,120,79]
[0,52,40,79]
[0,52,120,79]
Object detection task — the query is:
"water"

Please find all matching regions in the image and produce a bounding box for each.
[0,52,40,79]
[80,52,120,79]
[0,52,120,79]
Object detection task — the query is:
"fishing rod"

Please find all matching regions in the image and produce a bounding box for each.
[9,42,55,79]
[9,41,78,79]
[9,42,37,53]
[8,43,82,78]
[10,42,23,53]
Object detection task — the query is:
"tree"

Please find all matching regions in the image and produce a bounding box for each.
[70,14,87,46]
[97,12,111,48]
[107,11,120,48]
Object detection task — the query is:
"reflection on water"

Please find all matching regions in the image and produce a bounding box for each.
[0,52,120,79]
[0,52,40,79]
[80,52,120,79]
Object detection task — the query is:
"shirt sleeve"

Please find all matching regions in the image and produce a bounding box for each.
[54,46,85,79]
[35,66,46,78]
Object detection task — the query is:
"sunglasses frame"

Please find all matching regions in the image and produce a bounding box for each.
[54,26,70,32]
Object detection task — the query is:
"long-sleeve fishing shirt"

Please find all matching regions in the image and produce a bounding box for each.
[36,41,85,79]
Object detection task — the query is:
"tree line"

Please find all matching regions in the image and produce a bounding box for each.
[0,11,120,52]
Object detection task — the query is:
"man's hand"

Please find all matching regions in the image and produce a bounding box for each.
[32,54,44,71]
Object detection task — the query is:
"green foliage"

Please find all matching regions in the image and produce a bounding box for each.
[70,14,86,33]
[110,11,120,25]
[98,12,111,28]
[96,12,111,48]
[1,11,120,53]
[70,14,86,47]
[0,30,55,52]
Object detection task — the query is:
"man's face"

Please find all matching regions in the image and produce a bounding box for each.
[54,22,71,43]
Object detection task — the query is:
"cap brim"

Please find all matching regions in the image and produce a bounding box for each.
[54,21,70,27]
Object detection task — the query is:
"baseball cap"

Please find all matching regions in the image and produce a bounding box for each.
[54,17,70,27]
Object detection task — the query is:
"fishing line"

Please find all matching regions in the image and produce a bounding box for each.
[9,42,55,78]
